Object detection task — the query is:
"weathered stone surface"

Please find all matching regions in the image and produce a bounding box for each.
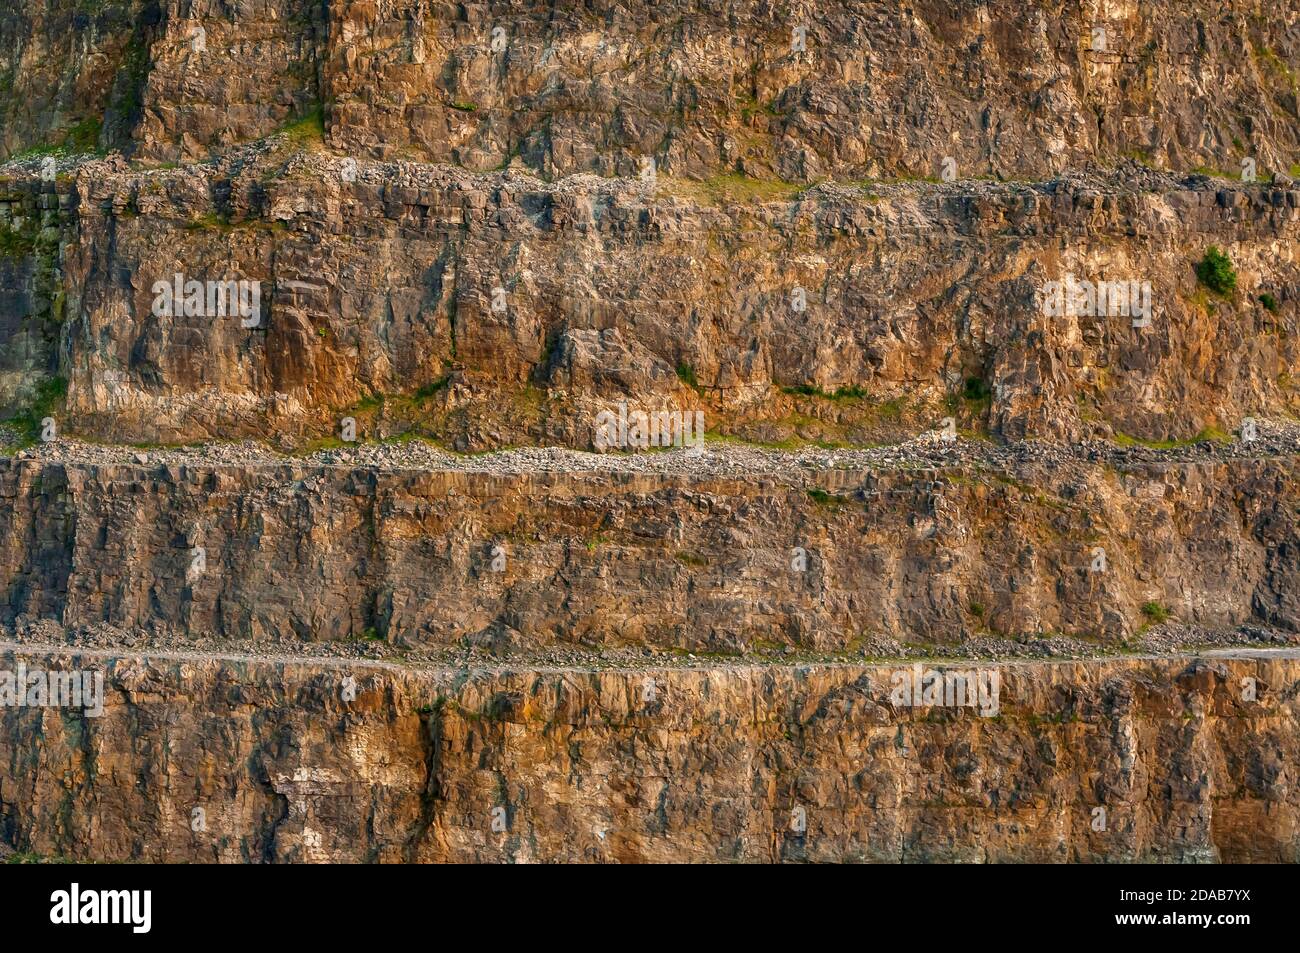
[0,153,1296,447]
[2,645,1296,863]
[5,2,1299,181]
[0,447,1295,649]
[1,0,1299,867]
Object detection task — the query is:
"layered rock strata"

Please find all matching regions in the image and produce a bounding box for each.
[2,644,1296,863]
[0,438,1296,650]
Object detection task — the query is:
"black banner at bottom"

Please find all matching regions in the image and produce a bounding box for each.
[0,862,1282,941]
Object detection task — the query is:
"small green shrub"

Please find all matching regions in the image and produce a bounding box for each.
[1259,293,1279,313]
[1140,601,1170,624]
[806,488,842,507]
[1196,246,1237,296]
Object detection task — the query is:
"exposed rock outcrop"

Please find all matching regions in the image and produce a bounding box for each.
[0,153,1297,448]
[6,1,1299,180]
[2,644,1296,863]
[1,0,1299,865]
[0,439,1296,649]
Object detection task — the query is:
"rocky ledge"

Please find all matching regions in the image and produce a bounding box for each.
[0,433,1296,652]
[2,643,1297,863]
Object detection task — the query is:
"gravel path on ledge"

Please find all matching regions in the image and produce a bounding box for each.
[4,147,1281,203]
[2,619,1295,672]
[4,419,1299,482]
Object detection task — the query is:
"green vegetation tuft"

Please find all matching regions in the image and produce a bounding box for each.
[7,376,68,444]
[8,143,64,162]
[1259,292,1279,313]
[1251,42,1297,88]
[1196,246,1237,296]
[10,116,104,160]
[781,383,868,401]
[184,212,232,232]
[279,105,325,148]
[62,117,102,154]
[962,376,991,402]
[412,376,451,400]
[5,851,73,864]
[112,31,151,125]
[0,221,36,260]
[1140,601,1170,624]
[1122,149,1155,168]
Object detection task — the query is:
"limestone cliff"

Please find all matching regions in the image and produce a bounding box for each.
[0,440,1297,650]
[2,645,1296,863]
[1,1,1298,864]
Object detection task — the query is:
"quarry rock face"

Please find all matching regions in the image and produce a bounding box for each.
[5,1,1300,179]
[2,154,1299,449]
[1,645,1297,863]
[0,445,1297,650]
[0,1,1298,863]
[1,3,1299,449]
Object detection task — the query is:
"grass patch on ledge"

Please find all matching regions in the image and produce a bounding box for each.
[61,117,103,155]
[667,172,806,205]
[1112,427,1232,450]
[5,852,75,864]
[806,487,849,508]
[705,430,804,451]
[341,376,452,414]
[184,211,231,231]
[781,383,870,401]
[296,435,350,454]
[1141,602,1171,625]
[277,104,325,150]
